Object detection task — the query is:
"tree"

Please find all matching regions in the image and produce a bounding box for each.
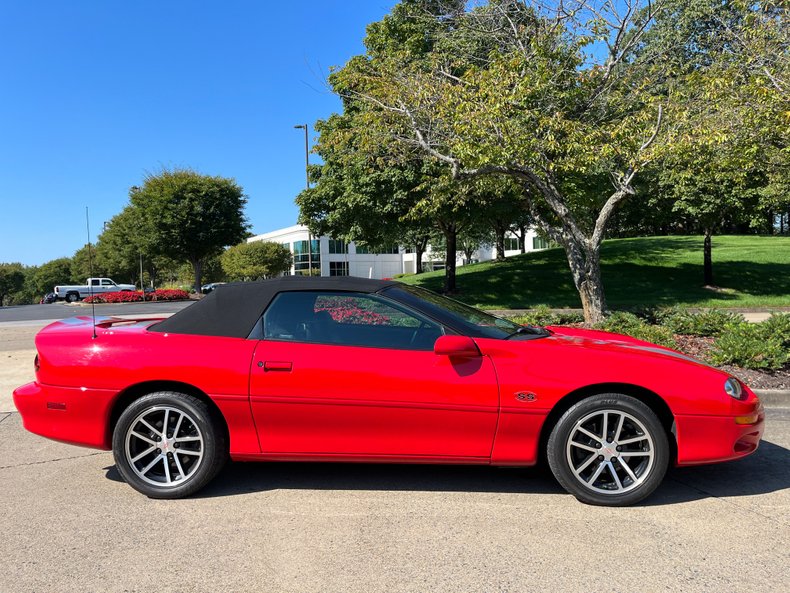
[31,258,72,295]
[129,169,249,291]
[639,0,789,285]
[0,263,25,306]
[316,1,669,322]
[221,241,292,281]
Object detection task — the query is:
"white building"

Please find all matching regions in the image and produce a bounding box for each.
[248,224,549,279]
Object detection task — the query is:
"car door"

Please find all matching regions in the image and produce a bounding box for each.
[249,290,500,459]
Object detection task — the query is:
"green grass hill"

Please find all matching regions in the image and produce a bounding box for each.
[399,235,790,310]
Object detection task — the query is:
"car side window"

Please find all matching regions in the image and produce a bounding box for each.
[262,291,443,350]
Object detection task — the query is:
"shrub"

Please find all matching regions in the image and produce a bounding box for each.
[657,307,742,337]
[595,311,677,348]
[83,289,190,304]
[511,305,584,326]
[761,313,790,347]
[709,322,788,370]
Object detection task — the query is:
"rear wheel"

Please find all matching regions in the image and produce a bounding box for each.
[112,391,227,498]
[65,292,79,303]
[547,393,669,506]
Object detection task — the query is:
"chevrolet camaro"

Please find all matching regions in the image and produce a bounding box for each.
[13,277,764,505]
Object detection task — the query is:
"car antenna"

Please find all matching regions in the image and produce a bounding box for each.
[85,207,98,340]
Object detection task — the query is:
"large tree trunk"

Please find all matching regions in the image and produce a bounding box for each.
[703,229,713,286]
[494,225,506,262]
[414,235,428,274]
[563,239,607,324]
[191,258,203,293]
[517,224,526,254]
[442,225,458,293]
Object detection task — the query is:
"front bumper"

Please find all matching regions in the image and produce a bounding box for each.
[13,382,116,450]
[674,399,765,466]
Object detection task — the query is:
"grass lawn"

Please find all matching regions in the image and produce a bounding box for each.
[399,235,790,310]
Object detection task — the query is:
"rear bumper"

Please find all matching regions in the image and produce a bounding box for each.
[674,401,765,466]
[13,382,115,450]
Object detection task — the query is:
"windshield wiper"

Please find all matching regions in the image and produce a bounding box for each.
[505,325,552,339]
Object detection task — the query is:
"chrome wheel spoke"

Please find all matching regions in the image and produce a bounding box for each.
[614,414,626,442]
[131,446,156,463]
[571,442,598,453]
[577,427,600,442]
[586,461,607,484]
[617,458,639,483]
[575,453,598,475]
[175,436,201,443]
[131,431,156,445]
[620,451,651,457]
[176,448,200,456]
[140,418,162,437]
[173,452,186,480]
[173,413,184,439]
[619,435,648,445]
[608,461,623,490]
[140,453,164,476]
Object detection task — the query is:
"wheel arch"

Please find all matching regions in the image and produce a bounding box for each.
[538,382,677,464]
[106,380,230,449]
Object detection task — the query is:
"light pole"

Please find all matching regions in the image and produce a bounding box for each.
[294,124,314,275]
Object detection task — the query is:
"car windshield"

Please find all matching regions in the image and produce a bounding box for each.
[383,284,524,339]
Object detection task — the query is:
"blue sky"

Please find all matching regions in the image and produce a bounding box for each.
[0,1,395,266]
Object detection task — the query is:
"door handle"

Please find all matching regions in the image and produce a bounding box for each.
[261,361,292,372]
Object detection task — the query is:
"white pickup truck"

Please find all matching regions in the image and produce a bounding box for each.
[54,278,136,303]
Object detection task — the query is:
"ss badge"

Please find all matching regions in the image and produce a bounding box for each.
[515,391,537,402]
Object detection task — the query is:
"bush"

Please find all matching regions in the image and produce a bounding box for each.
[656,307,742,337]
[595,311,677,348]
[84,289,190,304]
[511,305,584,326]
[761,313,790,347]
[709,322,789,370]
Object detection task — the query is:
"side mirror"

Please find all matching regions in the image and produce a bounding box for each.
[434,335,481,358]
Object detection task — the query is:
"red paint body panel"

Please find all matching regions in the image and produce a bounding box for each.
[12,316,765,470]
[249,341,499,456]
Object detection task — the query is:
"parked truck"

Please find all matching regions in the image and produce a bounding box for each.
[54,278,136,303]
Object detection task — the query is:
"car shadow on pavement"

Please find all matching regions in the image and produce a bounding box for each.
[102,439,789,504]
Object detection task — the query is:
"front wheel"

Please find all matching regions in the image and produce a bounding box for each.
[547,394,669,506]
[112,391,227,498]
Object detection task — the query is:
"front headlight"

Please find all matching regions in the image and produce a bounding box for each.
[724,377,744,400]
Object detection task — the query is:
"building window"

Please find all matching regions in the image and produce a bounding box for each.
[504,238,519,251]
[293,239,321,275]
[354,244,369,255]
[381,245,400,254]
[329,261,349,276]
[532,236,550,250]
[328,239,348,254]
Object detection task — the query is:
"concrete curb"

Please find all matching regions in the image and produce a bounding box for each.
[754,389,790,405]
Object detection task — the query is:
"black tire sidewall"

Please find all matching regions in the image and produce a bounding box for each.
[112,391,226,499]
[547,393,669,506]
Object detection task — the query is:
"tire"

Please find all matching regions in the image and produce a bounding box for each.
[112,391,227,499]
[547,393,669,506]
[65,292,79,303]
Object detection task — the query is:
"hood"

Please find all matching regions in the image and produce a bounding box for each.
[542,325,710,368]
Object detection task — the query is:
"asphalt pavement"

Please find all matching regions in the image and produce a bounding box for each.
[0,300,193,323]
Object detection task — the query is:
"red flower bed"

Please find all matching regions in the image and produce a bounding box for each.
[84,289,190,304]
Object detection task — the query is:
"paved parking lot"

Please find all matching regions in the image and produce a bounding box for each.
[1,321,788,593]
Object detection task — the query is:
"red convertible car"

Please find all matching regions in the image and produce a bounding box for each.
[14,278,764,505]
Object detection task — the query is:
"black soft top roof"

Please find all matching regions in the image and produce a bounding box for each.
[149,276,399,338]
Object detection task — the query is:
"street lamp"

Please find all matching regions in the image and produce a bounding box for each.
[294,124,314,275]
